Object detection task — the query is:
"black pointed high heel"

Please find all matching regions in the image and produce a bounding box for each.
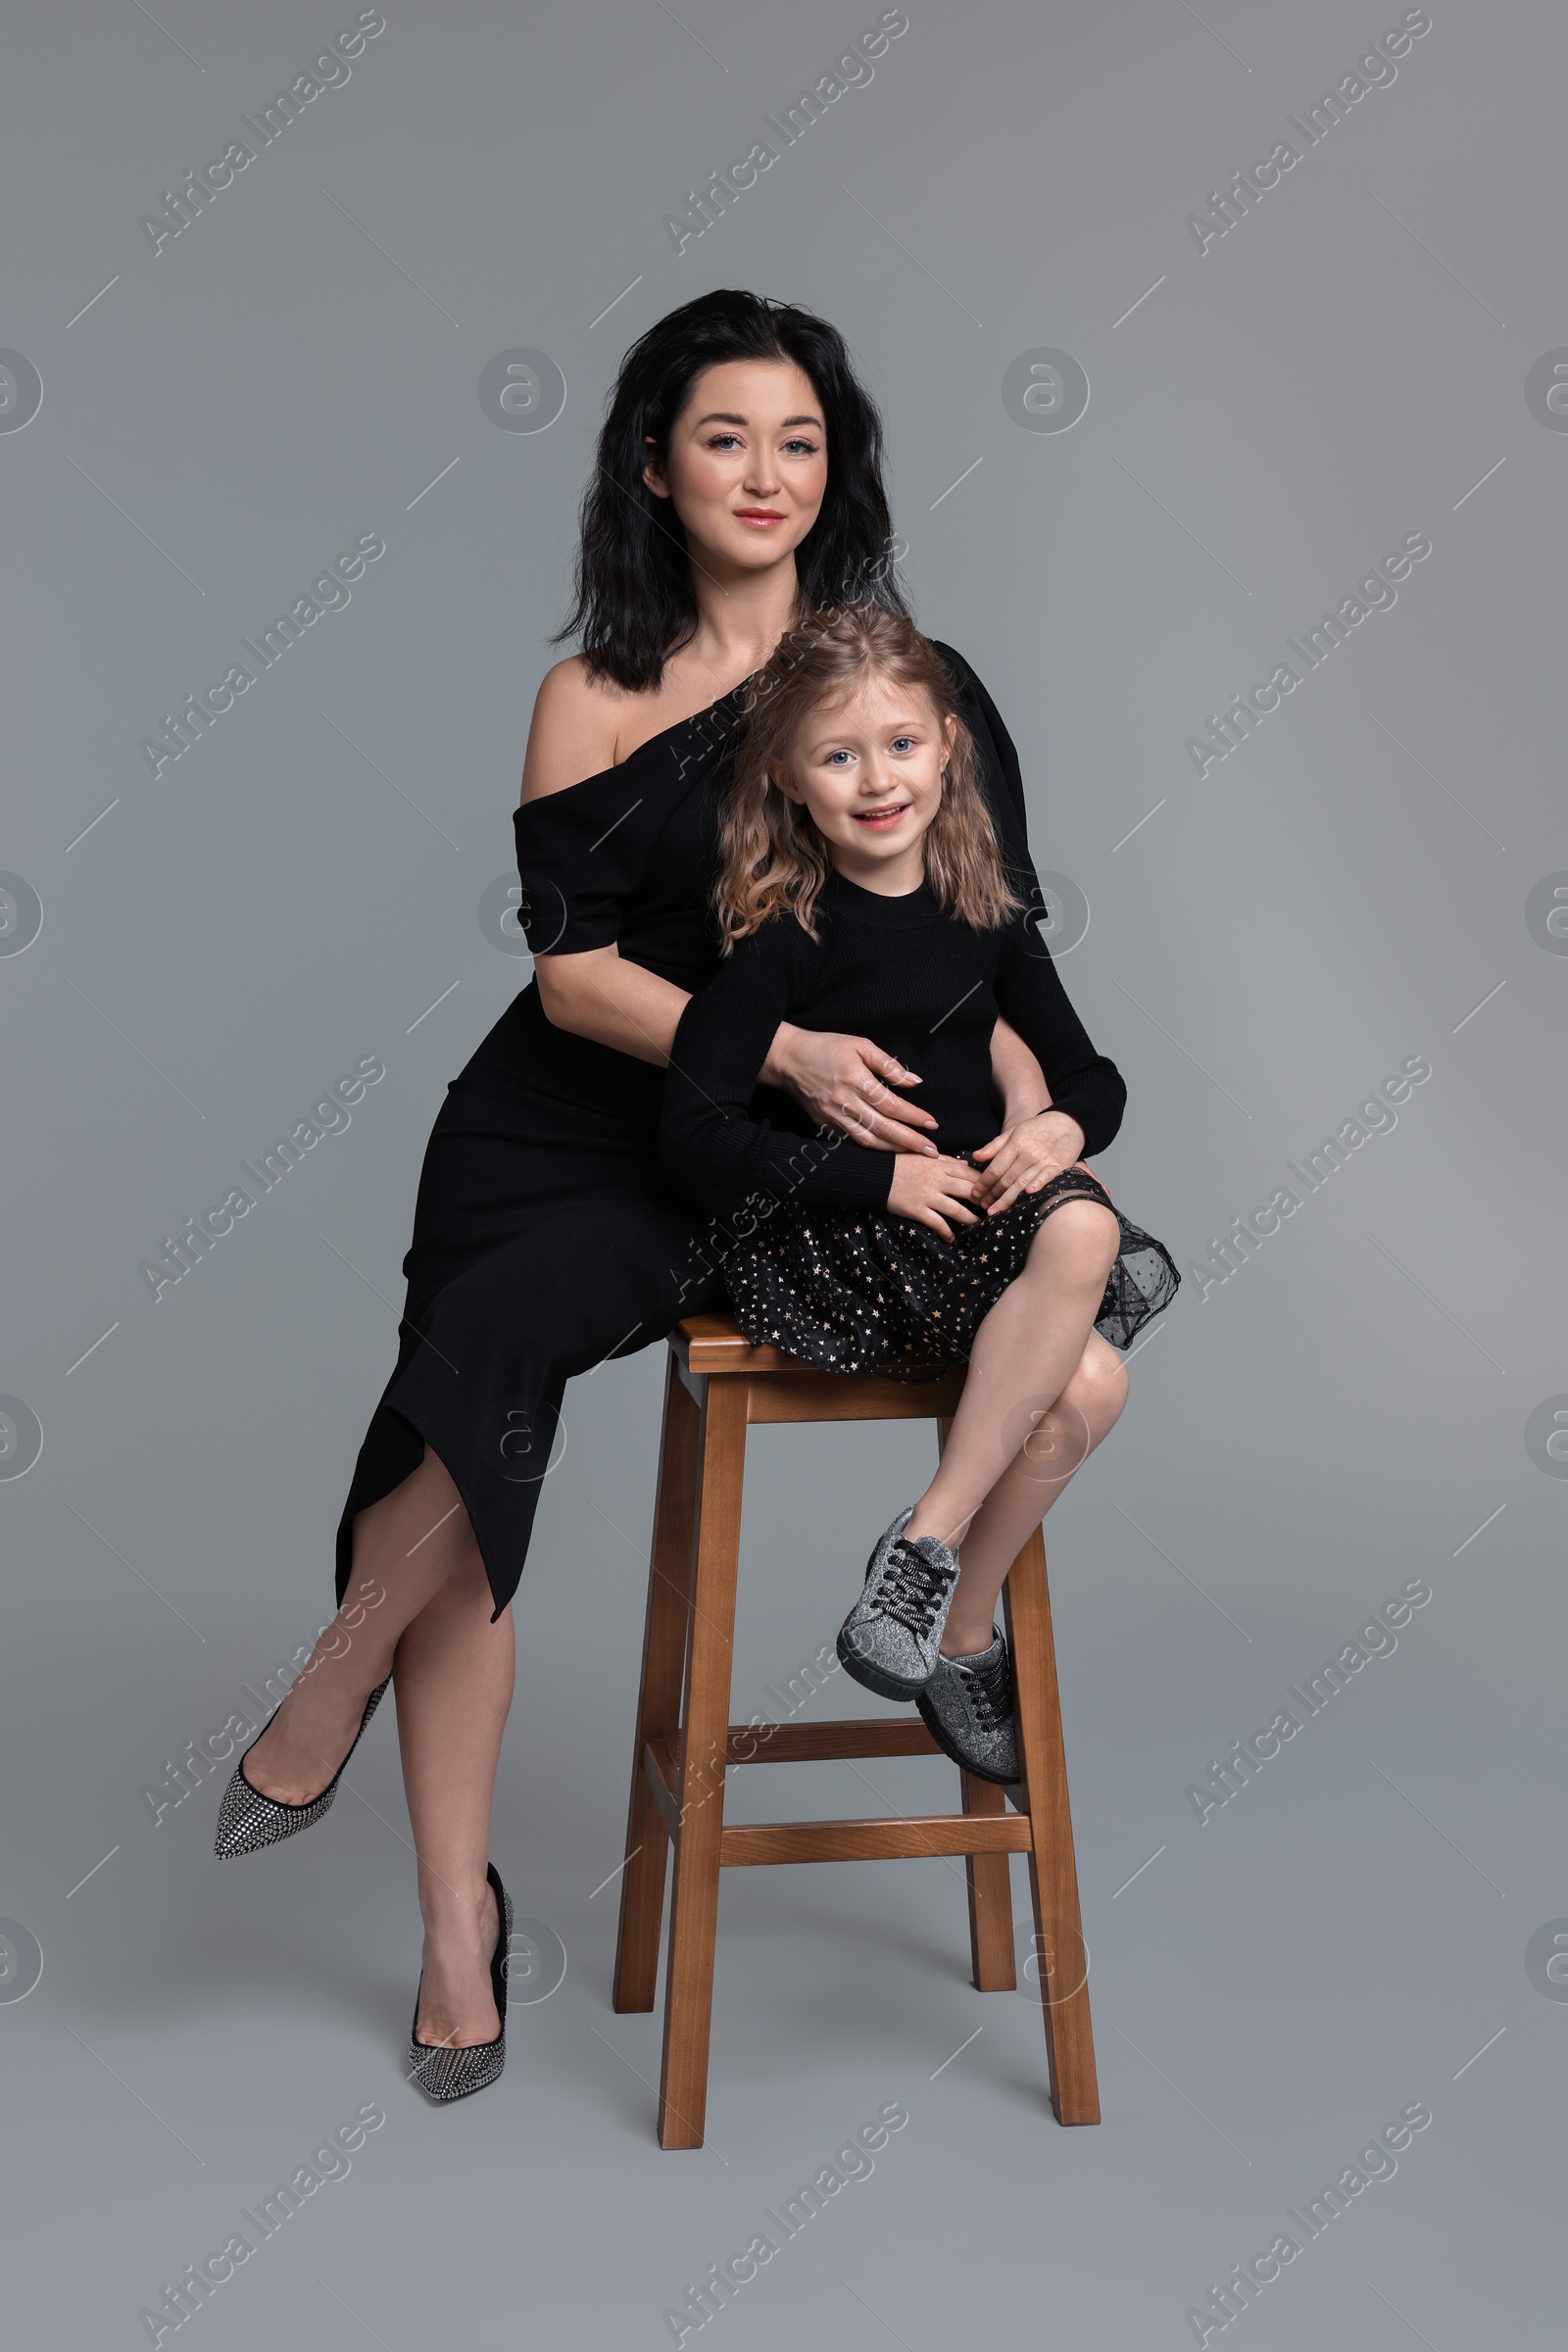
[213,1676,392,1858]
[408,1863,512,2102]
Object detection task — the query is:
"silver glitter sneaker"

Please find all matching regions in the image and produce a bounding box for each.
[837,1508,961,1701]
[409,1863,513,2102]
[917,1631,1019,1786]
[213,1677,391,1858]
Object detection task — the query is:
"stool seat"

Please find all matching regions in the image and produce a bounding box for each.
[612,1312,1100,2148]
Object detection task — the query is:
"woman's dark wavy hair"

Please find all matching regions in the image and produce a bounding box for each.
[553,289,911,691]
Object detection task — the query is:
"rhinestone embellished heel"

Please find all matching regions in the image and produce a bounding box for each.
[213,1676,392,1858]
[408,1863,512,2102]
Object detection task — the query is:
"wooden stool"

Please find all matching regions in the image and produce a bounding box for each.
[611,1313,1100,2149]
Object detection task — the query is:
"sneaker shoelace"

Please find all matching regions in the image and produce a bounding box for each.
[954,1641,1012,1731]
[872,1539,956,1638]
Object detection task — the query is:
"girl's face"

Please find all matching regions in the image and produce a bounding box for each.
[771,673,956,893]
[643,359,828,576]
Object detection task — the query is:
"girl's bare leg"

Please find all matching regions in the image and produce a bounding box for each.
[940,1331,1128,1656]
[241,1445,514,2048]
[903,1201,1125,1648]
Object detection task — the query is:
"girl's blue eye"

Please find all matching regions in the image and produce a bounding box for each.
[891,735,915,752]
[826,749,853,765]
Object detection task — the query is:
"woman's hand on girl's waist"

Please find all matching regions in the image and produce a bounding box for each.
[760,1022,942,1154]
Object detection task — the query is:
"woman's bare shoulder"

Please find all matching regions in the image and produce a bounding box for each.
[520,656,638,804]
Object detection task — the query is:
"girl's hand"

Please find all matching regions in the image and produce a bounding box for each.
[971,1109,1089,1215]
[760,1023,941,1154]
[888,1152,983,1239]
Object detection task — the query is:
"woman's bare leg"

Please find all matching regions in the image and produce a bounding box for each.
[940,1331,1129,1656]
[243,1446,478,1802]
[241,1444,514,2048]
[397,1545,514,2049]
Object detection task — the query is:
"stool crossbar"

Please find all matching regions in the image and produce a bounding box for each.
[612,1313,1101,2149]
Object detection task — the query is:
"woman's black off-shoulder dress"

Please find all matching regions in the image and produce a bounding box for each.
[335,646,1045,1619]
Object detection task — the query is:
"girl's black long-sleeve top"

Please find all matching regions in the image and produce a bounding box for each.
[661,867,1126,1216]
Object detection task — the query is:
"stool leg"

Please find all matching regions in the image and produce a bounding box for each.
[658,1377,748,2149]
[936,1416,1018,1991]
[1004,1530,1101,2124]
[613,1359,702,2014]
[960,1772,1017,1990]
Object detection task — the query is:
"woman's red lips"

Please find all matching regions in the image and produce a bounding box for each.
[735,508,783,520]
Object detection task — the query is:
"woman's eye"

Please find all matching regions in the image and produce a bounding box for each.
[782,437,818,456]
[707,433,743,451]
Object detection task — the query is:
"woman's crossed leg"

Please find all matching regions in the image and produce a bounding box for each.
[243,1448,513,2049]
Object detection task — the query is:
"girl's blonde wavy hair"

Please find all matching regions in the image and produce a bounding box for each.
[714,604,1021,950]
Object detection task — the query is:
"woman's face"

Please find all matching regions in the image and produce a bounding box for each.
[644,358,828,575]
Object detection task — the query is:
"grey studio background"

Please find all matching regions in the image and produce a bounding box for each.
[1,1,1562,2344]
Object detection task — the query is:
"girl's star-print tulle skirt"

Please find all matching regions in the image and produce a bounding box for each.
[720,1162,1181,1381]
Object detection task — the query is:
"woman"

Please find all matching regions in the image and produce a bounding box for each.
[212,289,1130,2099]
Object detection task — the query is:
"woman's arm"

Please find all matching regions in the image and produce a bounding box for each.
[990,1016,1052,1124]
[977,1020,1115,1211]
[930,643,1041,897]
[532,949,938,1160]
[990,923,1125,1153]
[521,662,688,1062]
[531,951,938,1163]
[532,946,687,1067]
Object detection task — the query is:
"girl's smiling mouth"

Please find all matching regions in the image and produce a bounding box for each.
[852,802,910,827]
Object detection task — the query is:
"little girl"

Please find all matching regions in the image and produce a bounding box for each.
[661,606,1177,1785]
